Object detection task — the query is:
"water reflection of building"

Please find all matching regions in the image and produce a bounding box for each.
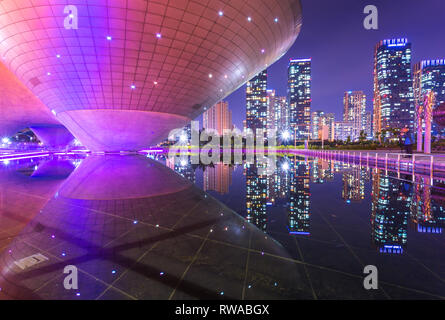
[288,156,310,235]
[166,156,195,184]
[203,164,234,195]
[411,177,445,234]
[371,170,410,254]
[246,163,268,231]
[268,158,291,205]
[310,159,334,184]
[342,166,366,203]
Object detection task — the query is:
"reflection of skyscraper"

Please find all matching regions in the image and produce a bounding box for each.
[411,177,445,234]
[343,91,366,141]
[371,170,410,254]
[268,158,291,205]
[373,39,414,135]
[246,163,268,231]
[311,158,334,183]
[342,167,365,203]
[246,70,267,133]
[203,164,234,195]
[166,157,195,183]
[203,101,233,135]
[288,156,310,234]
[288,59,311,140]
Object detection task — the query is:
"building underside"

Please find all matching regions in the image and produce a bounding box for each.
[0,0,302,151]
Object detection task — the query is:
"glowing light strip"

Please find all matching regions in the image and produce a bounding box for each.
[0,154,50,162]
[0,151,49,159]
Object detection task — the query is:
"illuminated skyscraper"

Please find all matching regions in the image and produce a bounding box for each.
[413,59,445,135]
[246,70,268,133]
[334,121,353,141]
[203,101,232,135]
[267,90,288,133]
[343,91,366,141]
[288,59,311,140]
[373,39,414,135]
[363,111,373,138]
[310,110,324,139]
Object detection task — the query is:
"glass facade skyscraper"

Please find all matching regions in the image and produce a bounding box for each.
[373,39,414,135]
[310,110,324,140]
[246,70,268,133]
[288,59,311,141]
[267,90,288,133]
[203,101,233,136]
[343,91,366,141]
[413,59,445,135]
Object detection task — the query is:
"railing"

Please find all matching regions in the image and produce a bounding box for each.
[293,149,445,182]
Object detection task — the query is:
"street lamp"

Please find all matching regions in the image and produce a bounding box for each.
[281,130,291,141]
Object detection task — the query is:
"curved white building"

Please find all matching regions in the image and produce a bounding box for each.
[0,0,302,151]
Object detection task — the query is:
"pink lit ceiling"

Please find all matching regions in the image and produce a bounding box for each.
[0,0,302,151]
[0,62,59,137]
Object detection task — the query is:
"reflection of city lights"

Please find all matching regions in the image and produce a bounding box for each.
[180,159,187,166]
[282,162,290,171]
[179,134,187,143]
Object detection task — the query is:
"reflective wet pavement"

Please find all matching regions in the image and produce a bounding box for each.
[0,154,444,299]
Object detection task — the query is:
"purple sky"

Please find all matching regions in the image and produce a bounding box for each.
[198,0,445,129]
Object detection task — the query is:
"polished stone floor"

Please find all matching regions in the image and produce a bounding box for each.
[0,154,444,299]
[0,155,311,300]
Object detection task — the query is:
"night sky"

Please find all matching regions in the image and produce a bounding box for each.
[202,0,445,129]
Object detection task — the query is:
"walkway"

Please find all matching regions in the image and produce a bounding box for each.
[292,149,445,181]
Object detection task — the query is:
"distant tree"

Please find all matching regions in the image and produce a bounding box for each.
[359,130,366,143]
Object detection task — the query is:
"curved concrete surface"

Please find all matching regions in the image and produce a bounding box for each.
[0,63,59,138]
[0,0,302,151]
[30,125,75,148]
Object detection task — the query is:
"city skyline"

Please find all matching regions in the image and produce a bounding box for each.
[220,0,445,130]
